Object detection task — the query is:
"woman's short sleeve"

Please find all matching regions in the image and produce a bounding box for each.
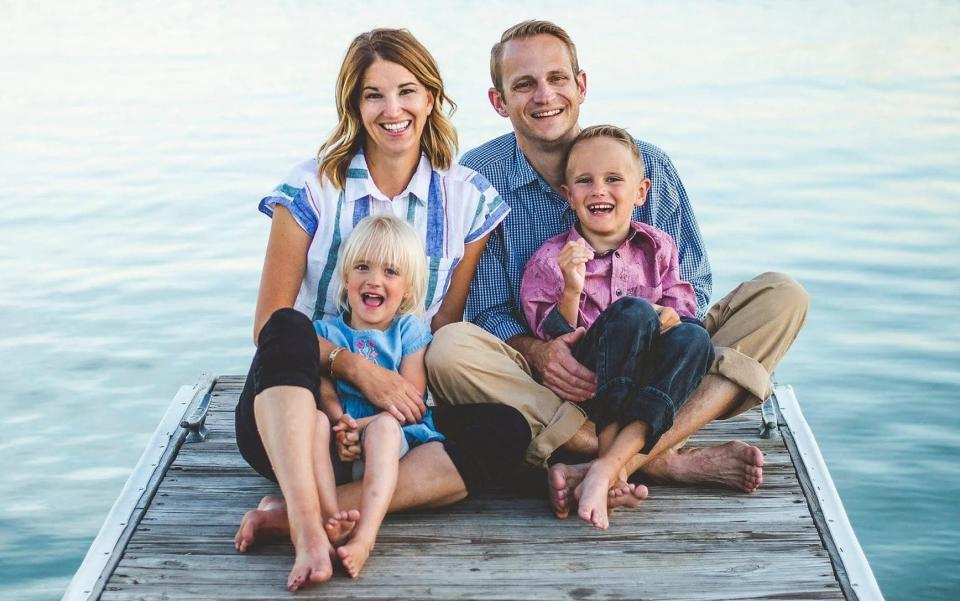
[461,170,510,244]
[258,160,321,237]
[397,315,432,357]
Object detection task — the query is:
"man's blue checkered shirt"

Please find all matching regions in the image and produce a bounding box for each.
[461,132,712,341]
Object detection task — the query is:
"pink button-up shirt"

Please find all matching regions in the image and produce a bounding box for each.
[520,222,699,340]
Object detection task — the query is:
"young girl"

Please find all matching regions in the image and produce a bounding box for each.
[520,125,715,530]
[312,214,443,578]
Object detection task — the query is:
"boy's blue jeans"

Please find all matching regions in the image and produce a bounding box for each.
[573,297,715,454]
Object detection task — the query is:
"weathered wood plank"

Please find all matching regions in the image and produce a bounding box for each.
[97,377,850,601]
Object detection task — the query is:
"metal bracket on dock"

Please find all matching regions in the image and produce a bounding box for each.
[180,389,212,443]
[759,397,779,438]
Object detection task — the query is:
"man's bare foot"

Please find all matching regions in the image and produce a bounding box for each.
[649,441,764,493]
[549,464,648,519]
[324,509,360,546]
[234,501,291,553]
[287,536,334,591]
[337,536,374,578]
[574,466,613,529]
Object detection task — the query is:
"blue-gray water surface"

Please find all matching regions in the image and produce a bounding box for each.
[1,2,957,599]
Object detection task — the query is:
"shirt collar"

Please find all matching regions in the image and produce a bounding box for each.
[507,136,540,193]
[345,151,432,205]
[567,221,646,255]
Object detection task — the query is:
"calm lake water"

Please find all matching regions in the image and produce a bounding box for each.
[1,2,957,599]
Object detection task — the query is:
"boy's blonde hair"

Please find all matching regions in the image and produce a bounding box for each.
[562,124,646,179]
[336,215,427,316]
[318,28,458,190]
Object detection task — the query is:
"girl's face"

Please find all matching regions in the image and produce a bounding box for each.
[359,59,434,163]
[561,137,650,243]
[345,259,409,330]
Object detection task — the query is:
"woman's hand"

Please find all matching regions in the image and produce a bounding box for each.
[340,352,426,424]
[332,414,361,462]
[652,304,681,333]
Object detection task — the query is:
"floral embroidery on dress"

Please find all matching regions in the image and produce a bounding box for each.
[355,339,379,362]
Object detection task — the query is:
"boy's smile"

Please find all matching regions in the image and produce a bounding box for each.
[562,137,651,252]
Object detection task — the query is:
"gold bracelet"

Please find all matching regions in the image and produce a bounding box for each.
[327,346,347,378]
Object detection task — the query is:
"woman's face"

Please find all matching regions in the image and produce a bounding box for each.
[359,59,434,161]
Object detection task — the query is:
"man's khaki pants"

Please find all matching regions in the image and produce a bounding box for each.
[426,272,809,466]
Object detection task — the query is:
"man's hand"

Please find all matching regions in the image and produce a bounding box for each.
[351,359,426,424]
[332,414,361,462]
[652,304,681,333]
[528,329,597,402]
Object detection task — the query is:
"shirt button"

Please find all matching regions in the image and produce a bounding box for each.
[616,289,623,296]
[614,251,621,258]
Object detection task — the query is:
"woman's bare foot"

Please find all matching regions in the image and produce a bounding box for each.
[324,509,360,546]
[649,441,765,492]
[549,464,648,519]
[574,464,614,529]
[337,535,374,578]
[287,535,334,591]
[234,497,291,553]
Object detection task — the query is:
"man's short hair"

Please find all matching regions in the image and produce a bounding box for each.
[490,20,580,93]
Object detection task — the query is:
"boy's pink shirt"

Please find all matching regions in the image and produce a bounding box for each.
[520,221,699,340]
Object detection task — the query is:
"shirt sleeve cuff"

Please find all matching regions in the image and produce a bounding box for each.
[541,306,576,339]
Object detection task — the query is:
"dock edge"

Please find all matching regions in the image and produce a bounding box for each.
[61,374,216,601]
[773,383,885,601]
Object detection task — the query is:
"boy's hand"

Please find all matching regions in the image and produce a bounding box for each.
[652,304,681,333]
[558,240,593,294]
[332,414,361,462]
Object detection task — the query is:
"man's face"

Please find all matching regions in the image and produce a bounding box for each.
[489,34,587,149]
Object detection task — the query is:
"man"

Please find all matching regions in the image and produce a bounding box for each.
[427,20,809,521]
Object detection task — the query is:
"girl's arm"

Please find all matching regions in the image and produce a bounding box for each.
[397,348,428,398]
[430,235,490,332]
[253,205,310,344]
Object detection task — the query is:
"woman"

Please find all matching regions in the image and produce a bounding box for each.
[232,28,510,590]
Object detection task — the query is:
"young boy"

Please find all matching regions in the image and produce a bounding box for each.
[520,125,715,529]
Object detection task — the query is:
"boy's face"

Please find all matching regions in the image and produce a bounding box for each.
[561,137,651,241]
[488,34,586,149]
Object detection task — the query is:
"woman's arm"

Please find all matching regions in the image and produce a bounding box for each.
[253,205,311,344]
[430,234,489,332]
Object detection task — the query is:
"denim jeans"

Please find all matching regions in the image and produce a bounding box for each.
[573,297,715,453]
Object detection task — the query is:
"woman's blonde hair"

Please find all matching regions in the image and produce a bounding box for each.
[336,215,427,317]
[318,28,458,189]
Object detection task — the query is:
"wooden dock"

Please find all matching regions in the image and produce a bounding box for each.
[64,376,883,600]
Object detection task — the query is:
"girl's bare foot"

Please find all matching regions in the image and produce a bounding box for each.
[235,508,290,553]
[337,535,374,578]
[574,465,614,530]
[287,536,335,591]
[324,509,360,546]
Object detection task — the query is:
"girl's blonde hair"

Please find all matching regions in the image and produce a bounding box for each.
[336,215,427,317]
[318,28,458,190]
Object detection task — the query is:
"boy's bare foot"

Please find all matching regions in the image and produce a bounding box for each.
[647,441,764,492]
[234,497,290,553]
[287,536,335,591]
[337,536,374,578]
[549,464,647,519]
[574,466,612,530]
[608,480,648,508]
[324,509,360,546]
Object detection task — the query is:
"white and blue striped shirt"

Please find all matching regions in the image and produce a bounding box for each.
[260,152,509,323]
[461,132,711,341]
